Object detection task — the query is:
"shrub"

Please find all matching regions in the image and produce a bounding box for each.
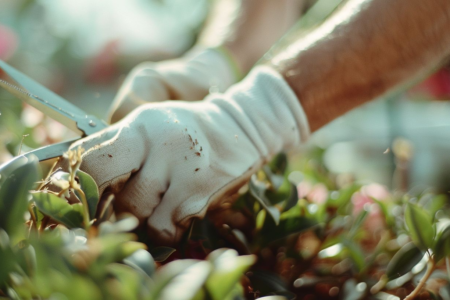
[1,149,450,300]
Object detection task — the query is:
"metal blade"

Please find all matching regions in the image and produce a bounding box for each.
[0,139,76,174]
[0,60,108,136]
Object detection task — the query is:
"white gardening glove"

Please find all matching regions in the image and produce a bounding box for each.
[108,47,240,123]
[71,66,309,244]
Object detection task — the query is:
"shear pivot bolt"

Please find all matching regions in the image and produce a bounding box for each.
[89,120,96,127]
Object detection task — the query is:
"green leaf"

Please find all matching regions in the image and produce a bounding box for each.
[420,194,447,221]
[89,234,145,276]
[265,179,292,206]
[121,241,147,259]
[206,249,256,300]
[32,192,84,229]
[149,260,212,300]
[282,183,299,212]
[0,230,16,285]
[372,198,394,227]
[107,263,152,299]
[256,209,266,231]
[249,175,280,225]
[386,242,424,281]
[31,205,45,229]
[98,214,139,235]
[75,170,99,219]
[348,210,368,239]
[327,184,360,209]
[124,249,156,277]
[342,239,365,272]
[14,240,37,277]
[150,246,176,262]
[258,205,318,245]
[55,273,102,300]
[433,223,450,262]
[268,153,288,174]
[230,229,251,254]
[404,203,435,250]
[247,270,293,298]
[0,155,40,240]
[262,165,285,191]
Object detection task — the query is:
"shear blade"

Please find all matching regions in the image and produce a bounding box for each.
[0,60,107,136]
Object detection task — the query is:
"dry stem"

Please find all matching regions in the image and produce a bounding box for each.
[404,258,435,300]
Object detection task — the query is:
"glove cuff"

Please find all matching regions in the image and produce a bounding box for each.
[207,65,310,159]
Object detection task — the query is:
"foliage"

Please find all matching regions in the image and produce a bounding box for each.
[0,150,256,300]
[2,149,450,300]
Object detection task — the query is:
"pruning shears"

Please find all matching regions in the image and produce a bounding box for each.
[0,60,109,174]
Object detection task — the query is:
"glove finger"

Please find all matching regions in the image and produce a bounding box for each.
[113,165,167,222]
[146,199,184,245]
[78,125,147,196]
[108,64,170,123]
[51,125,121,177]
[146,183,211,245]
[146,164,259,245]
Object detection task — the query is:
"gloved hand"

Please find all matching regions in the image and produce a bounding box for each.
[70,66,309,244]
[108,47,240,123]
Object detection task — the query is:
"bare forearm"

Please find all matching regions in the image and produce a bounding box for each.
[199,0,307,74]
[270,0,450,132]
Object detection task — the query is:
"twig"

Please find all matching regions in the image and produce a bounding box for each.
[28,220,33,238]
[17,134,29,155]
[57,188,69,198]
[39,216,49,234]
[370,275,388,295]
[73,186,91,230]
[28,205,37,229]
[36,160,60,191]
[404,257,436,300]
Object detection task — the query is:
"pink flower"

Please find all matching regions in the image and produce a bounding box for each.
[352,183,390,232]
[84,40,120,84]
[0,25,18,61]
[307,183,328,204]
[409,66,450,100]
[297,181,312,199]
[297,181,328,205]
[352,183,389,215]
[362,183,390,200]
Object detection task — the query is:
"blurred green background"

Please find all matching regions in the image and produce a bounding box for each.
[1,0,450,192]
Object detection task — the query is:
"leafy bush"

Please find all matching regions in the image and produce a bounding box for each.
[1,148,450,300]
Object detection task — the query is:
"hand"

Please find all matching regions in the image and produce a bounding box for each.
[108,48,239,123]
[70,66,309,244]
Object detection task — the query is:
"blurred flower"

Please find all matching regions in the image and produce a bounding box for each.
[50,175,70,191]
[297,181,312,199]
[352,183,389,215]
[352,183,390,233]
[21,105,44,128]
[84,40,120,84]
[44,118,69,142]
[297,181,328,204]
[0,25,18,61]
[0,144,13,163]
[308,183,328,204]
[409,65,450,100]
